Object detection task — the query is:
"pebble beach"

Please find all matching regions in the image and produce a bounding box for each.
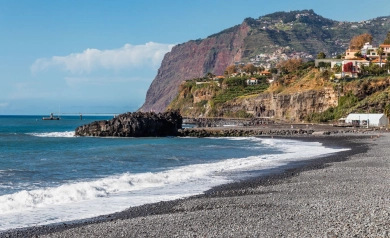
[2,132,390,237]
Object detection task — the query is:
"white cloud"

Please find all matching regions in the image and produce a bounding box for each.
[0,102,9,108]
[31,42,175,74]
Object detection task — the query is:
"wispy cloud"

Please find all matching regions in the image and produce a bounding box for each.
[31,42,175,74]
[0,102,9,108]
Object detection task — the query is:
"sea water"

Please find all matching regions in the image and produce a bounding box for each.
[0,115,349,231]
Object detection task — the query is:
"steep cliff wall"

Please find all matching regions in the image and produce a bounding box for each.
[222,88,338,122]
[140,23,250,112]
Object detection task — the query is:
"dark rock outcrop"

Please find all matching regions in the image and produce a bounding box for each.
[75,111,182,137]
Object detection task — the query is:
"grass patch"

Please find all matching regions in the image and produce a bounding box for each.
[213,84,269,104]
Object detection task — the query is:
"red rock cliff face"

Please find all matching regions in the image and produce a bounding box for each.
[140,22,250,112]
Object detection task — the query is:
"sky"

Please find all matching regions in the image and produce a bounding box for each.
[1,0,390,115]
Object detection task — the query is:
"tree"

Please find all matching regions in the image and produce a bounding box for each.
[383,31,390,44]
[206,72,215,79]
[317,52,326,59]
[277,58,303,74]
[225,65,237,75]
[256,66,265,72]
[242,63,256,75]
[349,33,373,50]
[386,55,390,72]
[318,62,331,68]
[269,68,278,74]
[354,51,362,58]
[332,64,341,73]
[360,64,368,75]
[377,47,384,68]
[336,54,342,59]
[369,63,382,75]
[366,62,385,75]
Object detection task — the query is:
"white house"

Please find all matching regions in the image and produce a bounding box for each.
[246,78,259,85]
[345,113,389,127]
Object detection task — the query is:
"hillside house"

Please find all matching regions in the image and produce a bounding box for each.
[341,59,370,78]
[371,58,387,67]
[246,78,259,85]
[345,49,360,59]
[379,44,390,56]
[361,42,375,56]
[259,71,272,77]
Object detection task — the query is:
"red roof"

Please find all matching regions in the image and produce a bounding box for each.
[371,58,387,63]
[260,71,271,74]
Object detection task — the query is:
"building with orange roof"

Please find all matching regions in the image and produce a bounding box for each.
[379,44,390,54]
[213,75,225,81]
[259,71,272,76]
[371,58,388,67]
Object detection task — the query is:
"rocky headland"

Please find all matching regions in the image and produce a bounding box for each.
[75,111,182,137]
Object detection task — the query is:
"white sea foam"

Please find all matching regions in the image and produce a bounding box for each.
[0,138,350,231]
[27,131,75,138]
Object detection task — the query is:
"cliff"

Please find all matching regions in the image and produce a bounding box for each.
[141,22,250,112]
[140,10,390,112]
[168,66,390,123]
[75,111,182,137]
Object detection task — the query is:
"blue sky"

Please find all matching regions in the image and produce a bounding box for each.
[1,0,390,115]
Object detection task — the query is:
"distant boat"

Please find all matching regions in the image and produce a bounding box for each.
[42,113,60,120]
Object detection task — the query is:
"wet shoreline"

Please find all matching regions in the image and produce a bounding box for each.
[1,133,376,237]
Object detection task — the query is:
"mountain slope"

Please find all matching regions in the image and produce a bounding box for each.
[140,10,390,112]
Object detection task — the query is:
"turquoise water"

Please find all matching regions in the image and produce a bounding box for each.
[0,115,347,230]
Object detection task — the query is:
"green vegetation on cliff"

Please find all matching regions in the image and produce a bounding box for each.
[306,76,390,122]
[168,74,270,118]
[169,58,390,122]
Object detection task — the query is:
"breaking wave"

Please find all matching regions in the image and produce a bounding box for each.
[27,131,75,138]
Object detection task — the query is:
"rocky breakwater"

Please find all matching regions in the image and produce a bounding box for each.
[178,127,389,137]
[178,128,315,137]
[75,111,182,137]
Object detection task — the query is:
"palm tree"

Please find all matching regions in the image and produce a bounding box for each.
[376,47,384,68]
[387,55,390,73]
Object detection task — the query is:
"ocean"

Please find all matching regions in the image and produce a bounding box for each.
[0,115,348,231]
